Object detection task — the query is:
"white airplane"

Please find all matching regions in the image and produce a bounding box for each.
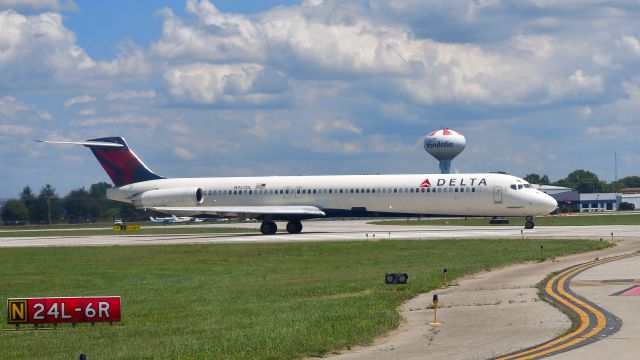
[38,137,557,234]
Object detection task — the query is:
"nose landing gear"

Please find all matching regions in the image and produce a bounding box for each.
[524,216,535,229]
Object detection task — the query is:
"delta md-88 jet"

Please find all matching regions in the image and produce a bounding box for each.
[39,137,558,235]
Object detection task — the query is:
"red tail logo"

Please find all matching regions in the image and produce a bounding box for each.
[419,179,431,187]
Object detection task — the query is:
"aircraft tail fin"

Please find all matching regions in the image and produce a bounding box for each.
[36,137,164,187]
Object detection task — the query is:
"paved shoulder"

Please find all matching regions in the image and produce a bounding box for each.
[323,240,640,360]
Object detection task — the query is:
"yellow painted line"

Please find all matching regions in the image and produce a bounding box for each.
[496,253,636,360]
[518,265,607,359]
[525,255,632,358]
[496,262,595,360]
[497,262,598,360]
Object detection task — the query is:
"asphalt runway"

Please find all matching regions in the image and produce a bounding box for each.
[1,220,639,247]
[2,220,640,359]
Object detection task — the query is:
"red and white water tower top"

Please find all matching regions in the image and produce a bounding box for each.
[423,128,466,174]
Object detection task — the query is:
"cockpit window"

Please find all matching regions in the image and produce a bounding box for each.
[524,184,531,188]
[510,184,517,190]
[518,184,523,190]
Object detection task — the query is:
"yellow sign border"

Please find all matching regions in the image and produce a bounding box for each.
[7,299,27,324]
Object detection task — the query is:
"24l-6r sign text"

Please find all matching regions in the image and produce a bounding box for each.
[7,297,121,324]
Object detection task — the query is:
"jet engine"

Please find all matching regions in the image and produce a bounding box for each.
[131,187,204,208]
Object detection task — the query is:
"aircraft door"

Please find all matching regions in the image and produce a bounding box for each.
[493,186,503,204]
[284,186,292,199]
[294,186,302,199]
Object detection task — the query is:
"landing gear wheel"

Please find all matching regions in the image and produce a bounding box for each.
[286,220,303,234]
[524,221,535,229]
[260,221,277,235]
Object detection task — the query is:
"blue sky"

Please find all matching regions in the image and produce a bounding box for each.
[1,0,639,198]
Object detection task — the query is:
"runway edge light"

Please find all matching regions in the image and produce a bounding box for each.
[443,268,448,288]
[431,294,442,325]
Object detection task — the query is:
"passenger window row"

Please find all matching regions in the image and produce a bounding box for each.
[204,187,477,196]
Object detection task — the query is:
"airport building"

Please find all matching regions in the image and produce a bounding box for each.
[619,188,640,209]
[535,185,622,212]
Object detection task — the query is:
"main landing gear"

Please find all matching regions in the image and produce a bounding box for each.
[286,220,303,234]
[260,221,277,235]
[260,220,303,235]
[524,216,535,229]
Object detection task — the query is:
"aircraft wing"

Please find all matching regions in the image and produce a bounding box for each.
[150,205,326,218]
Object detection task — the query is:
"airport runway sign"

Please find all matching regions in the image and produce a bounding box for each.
[7,296,121,325]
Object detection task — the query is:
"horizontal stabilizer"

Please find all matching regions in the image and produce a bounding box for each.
[35,139,125,148]
[37,136,163,186]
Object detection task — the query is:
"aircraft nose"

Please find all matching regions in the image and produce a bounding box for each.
[541,194,558,214]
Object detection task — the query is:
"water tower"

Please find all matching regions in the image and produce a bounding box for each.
[424,128,466,174]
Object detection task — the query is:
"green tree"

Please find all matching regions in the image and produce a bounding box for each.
[553,170,607,193]
[523,173,550,185]
[19,186,36,223]
[613,176,640,190]
[31,184,62,224]
[1,199,29,224]
[89,182,114,221]
[63,187,91,223]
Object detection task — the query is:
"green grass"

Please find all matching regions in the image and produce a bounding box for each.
[371,213,640,226]
[1,221,254,231]
[0,226,255,237]
[0,239,608,359]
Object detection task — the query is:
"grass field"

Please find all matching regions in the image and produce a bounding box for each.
[0,221,254,231]
[0,239,608,359]
[0,226,255,238]
[371,213,640,227]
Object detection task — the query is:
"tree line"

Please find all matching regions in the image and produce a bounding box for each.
[1,182,150,225]
[523,170,640,193]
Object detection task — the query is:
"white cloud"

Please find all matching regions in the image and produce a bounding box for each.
[165,121,192,136]
[511,34,553,60]
[64,94,96,107]
[173,146,195,160]
[0,11,149,90]
[77,108,96,116]
[0,0,76,11]
[163,63,289,105]
[151,0,264,62]
[150,0,619,107]
[618,35,640,57]
[592,52,615,68]
[70,114,160,129]
[97,40,151,78]
[0,95,28,115]
[0,124,34,135]
[246,113,290,140]
[106,90,156,101]
[313,120,362,134]
[0,95,52,121]
[568,70,603,91]
[585,124,640,140]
